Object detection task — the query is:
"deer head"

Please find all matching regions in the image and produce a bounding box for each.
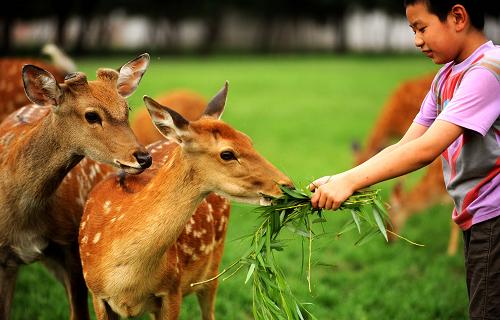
[21,54,152,174]
[144,81,291,204]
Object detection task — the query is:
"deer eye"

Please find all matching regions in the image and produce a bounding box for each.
[220,150,237,161]
[85,111,102,125]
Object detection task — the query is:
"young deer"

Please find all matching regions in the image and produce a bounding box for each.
[0,54,151,320]
[352,73,457,255]
[80,83,292,319]
[132,89,207,145]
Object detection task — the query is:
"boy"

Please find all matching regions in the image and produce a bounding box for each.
[309,1,499,318]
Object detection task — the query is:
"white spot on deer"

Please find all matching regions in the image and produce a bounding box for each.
[200,241,216,255]
[81,235,88,245]
[218,215,228,232]
[185,223,192,234]
[93,232,101,244]
[117,214,125,221]
[181,243,194,255]
[206,212,213,223]
[110,216,117,223]
[81,221,86,230]
[103,200,112,215]
[193,229,207,239]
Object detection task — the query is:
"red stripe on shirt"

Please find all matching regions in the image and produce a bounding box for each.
[450,135,464,181]
[454,157,500,230]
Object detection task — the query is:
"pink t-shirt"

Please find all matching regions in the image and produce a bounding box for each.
[414,41,500,230]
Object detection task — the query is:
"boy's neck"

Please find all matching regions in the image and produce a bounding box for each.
[455,31,489,63]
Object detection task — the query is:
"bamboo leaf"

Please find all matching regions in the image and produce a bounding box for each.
[372,208,388,241]
[355,228,380,246]
[245,263,257,284]
[351,210,362,233]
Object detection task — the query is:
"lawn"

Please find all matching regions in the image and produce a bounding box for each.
[11,54,467,319]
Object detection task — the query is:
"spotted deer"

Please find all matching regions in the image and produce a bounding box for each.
[132,89,207,145]
[79,82,292,319]
[0,58,66,122]
[0,54,151,320]
[353,73,457,255]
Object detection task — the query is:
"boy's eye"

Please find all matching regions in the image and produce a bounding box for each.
[418,27,427,33]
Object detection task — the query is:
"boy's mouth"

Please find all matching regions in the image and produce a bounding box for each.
[422,50,433,58]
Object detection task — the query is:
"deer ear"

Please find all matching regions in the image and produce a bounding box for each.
[117,53,150,98]
[203,81,228,119]
[22,65,63,106]
[143,96,189,142]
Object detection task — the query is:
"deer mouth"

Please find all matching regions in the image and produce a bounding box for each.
[114,160,145,175]
[259,194,274,206]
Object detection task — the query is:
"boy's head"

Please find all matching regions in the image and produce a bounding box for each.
[404,1,484,30]
[405,0,486,64]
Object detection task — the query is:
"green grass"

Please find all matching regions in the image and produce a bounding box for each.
[12,54,467,319]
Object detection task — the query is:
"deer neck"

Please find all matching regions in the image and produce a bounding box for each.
[123,146,207,267]
[7,114,83,214]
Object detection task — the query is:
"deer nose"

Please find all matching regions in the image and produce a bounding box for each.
[133,151,152,169]
[278,179,294,189]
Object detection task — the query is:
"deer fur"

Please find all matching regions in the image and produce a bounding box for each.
[80,83,292,319]
[0,54,151,320]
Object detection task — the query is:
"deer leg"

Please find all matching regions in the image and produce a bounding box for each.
[91,296,120,320]
[156,289,182,320]
[41,242,90,320]
[0,250,20,320]
[447,221,460,256]
[196,281,218,320]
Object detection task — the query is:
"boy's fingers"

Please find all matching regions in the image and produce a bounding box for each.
[311,190,320,207]
[318,193,327,209]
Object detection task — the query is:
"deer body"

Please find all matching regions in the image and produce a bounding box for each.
[80,84,291,319]
[0,55,151,319]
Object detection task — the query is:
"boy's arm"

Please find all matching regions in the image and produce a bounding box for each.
[310,120,463,210]
[309,122,428,193]
[363,122,429,161]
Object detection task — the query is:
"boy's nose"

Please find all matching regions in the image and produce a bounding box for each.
[414,35,424,48]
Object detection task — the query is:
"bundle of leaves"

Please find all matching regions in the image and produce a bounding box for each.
[192,185,421,320]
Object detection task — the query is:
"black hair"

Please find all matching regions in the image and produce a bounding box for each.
[404,0,485,30]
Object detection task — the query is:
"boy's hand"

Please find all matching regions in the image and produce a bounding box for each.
[309,173,355,210]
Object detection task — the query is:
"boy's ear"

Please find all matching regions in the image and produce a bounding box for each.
[450,4,467,31]
[143,96,189,143]
[22,65,63,107]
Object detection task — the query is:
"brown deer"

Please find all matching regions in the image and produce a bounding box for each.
[0,44,76,122]
[79,82,292,319]
[353,73,458,255]
[0,54,151,320]
[132,89,207,145]
[0,58,66,121]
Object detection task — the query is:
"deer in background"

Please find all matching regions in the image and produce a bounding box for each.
[0,44,76,122]
[0,54,151,320]
[132,89,207,145]
[79,82,292,319]
[353,73,458,255]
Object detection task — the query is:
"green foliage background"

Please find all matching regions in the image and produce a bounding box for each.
[11,54,467,319]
